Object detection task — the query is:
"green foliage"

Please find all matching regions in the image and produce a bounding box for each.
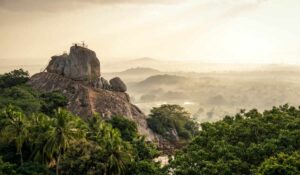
[169,104,300,175]
[147,104,199,141]
[131,136,160,161]
[0,86,41,114]
[0,69,165,175]
[60,115,165,175]
[0,157,18,175]
[0,158,50,175]
[128,160,165,175]
[0,69,67,115]
[109,116,138,141]
[60,140,105,174]
[256,152,300,175]
[44,108,87,175]
[103,115,162,173]
[125,136,163,175]
[40,91,68,115]
[0,105,29,165]
[16,162,50,175]
[0,69,29,89]
[0,69,171,175]
[108,116,164,175]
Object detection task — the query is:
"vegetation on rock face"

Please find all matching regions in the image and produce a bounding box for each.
[0,69,68,114]
[108,116,138,141]
[147,104,199,142]
[168,105,300,175]
[40,92,68,115]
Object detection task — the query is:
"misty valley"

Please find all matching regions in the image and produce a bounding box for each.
[103,59,300,123]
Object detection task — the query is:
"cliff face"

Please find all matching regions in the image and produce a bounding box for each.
[28,45,156,141]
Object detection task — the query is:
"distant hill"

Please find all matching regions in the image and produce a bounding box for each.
[259,64,300,72]
[137,74,188,87]
[130,57,158,62]
[120,67,160,75]
[103,57,161,73]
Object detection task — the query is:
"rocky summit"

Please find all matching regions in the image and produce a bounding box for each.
[47,45,100,82]
[28,45,155,140]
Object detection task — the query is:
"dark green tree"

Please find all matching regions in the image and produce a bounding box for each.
[44,108,86,175]
[147,104,198,141]
[256,152,300,175]
[0,105,28,165]
[109,116,138,141]
[168,104,300,175]
[0,69,29,89]
[40,92,68,115]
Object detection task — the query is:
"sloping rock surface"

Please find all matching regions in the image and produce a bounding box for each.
[28,72,155,141]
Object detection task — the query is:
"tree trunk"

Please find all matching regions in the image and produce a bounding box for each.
[20,150,23,165]
[18,136,23,165]
[56,153,61,175]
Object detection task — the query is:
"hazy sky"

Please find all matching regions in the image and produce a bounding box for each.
[0,0,300,64]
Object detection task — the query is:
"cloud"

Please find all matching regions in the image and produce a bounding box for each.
[0,0,268,12]
[0,0,269,17]
[0,0,179,12]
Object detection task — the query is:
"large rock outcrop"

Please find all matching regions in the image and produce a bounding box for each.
[28,72,155,140]
[46,46,100,82]
[29,45,156,141]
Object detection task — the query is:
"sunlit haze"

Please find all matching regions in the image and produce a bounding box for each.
[0,0,300,66]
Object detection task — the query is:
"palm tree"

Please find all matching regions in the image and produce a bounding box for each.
[44,108,86,175]
[87,114,133,175]
[102,128,132,175]
[0,105,28,165]
[28,113,54,164]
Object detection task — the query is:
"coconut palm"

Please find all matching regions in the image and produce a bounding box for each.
[28,113,54,164]
[0,105,28,165]
[43,108,86,175]
[87,114,133,175]
[102,128,132,175]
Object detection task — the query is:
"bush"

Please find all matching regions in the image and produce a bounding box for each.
[0,86,41,114]
[40,91,68,115]
[109,116,138,141]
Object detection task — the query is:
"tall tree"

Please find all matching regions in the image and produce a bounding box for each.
[101,128,132,175]
[0,105,28,165]
[87,115,133,175]
[28,113,54,164]
[43,108,86,175]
